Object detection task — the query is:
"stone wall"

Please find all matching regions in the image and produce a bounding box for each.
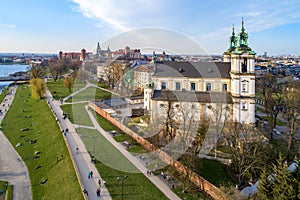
[89,101,233,200]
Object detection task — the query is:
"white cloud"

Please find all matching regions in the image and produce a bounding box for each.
[70,0,165,31]
[0,23,16,29]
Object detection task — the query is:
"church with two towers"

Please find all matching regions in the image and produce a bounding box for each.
[144,20,256,125]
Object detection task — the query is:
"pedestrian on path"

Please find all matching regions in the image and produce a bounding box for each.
[90,171,93,178]
[96,187,101,197]
[83,188,88,196]
[98,179,101,187]
[88,171,91,179]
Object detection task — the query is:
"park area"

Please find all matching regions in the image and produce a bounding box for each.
[1,84,83,200]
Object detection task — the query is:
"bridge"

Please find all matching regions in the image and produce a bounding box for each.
[0,76,30,82]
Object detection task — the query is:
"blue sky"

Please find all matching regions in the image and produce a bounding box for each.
[0,0,300,55]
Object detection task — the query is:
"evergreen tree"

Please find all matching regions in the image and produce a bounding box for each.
[257,168,273,199]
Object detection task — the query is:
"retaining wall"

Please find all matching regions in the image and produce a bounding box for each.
[89,101,233,200]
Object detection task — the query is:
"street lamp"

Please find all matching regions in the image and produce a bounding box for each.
[117,175,128,200]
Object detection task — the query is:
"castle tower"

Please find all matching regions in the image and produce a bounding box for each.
[229,19,256,124]
[96,42,101,58]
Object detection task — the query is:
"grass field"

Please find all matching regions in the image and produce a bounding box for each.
[60,103,93,127]
[76,127,168,200]
[195,158,234,187]
[46,79,85,100]
[0,180,7,197]
[66,86,112,102]
[2,85,83,200]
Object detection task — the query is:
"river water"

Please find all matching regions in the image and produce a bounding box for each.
[0,64,29,92]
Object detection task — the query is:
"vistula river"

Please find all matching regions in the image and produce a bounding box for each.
[0,64,29,92]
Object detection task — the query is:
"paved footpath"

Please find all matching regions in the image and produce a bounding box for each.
[45,89,112,200]
[85,106,181,200]
[0,85,32,200]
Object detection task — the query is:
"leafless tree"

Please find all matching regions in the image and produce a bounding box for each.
[283,80,300,161]
[223,122,275,185]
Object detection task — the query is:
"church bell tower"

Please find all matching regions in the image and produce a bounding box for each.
[225,19,256,124]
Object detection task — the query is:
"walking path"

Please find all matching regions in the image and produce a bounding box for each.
[85,106,181,200]
[0,85,32,200]
[46,89,112,200]
[61,81,180,199]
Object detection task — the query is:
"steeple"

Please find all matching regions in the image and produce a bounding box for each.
[107,45,111,52]
[237,18,249,49]
[96,42,101,55]
[228,24,237,52]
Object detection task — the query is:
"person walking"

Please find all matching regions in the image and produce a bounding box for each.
[98,179,101,187]
[88,171,91,179]
[90,171,93,178]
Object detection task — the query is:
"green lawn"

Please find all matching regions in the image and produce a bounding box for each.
[194,158,234,187]
[6,185,13,200]
[91,110,122,132]
[76,127,168,200]
[60,103,93,127]
[46,79,85,100]
[2,85,83,200]
[0,180,7,196]
[66,87,111,102]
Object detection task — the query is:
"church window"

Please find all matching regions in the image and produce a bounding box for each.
[161,82,166,89]
[175,82,181,90]
[242,102,248,110]
[191,82,196,91]
[242,58,247,73]
[206,83,212,91]
[223,84,228,91]
[242,83,247,92]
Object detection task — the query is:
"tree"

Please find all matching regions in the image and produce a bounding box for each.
[30,66,44,79]
[63,76,74,92]
[48,60,66,81]
[257,168,273,200]
[257,155,299,199]
[30,78,45,99]
[257,73,283,141]
[224,122,275,185]
[283,80,300,161]
[193,117,210,153]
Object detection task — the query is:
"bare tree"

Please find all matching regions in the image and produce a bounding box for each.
[30,66,44,79]
[256,73,282,141]
[283,80,300,161]
[223,122,275,185]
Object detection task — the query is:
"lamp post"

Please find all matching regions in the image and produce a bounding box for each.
[117,175,128,200]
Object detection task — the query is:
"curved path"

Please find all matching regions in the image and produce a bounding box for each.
[0,85,32,200]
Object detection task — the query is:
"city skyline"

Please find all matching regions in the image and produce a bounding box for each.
[0,0,300,55]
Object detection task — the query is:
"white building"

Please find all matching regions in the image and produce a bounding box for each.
[133,65,154,89]
[144,21,256,125]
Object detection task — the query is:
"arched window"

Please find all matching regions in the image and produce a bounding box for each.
[161,82,166,89]
[242,57,247,73]
[223,84,228,91]
[191,82,196,91]
[206,83,212,91]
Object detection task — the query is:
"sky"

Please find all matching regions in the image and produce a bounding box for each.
[0,0,300,55]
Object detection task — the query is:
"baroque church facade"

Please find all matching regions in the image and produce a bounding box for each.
[144,21,256,125]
